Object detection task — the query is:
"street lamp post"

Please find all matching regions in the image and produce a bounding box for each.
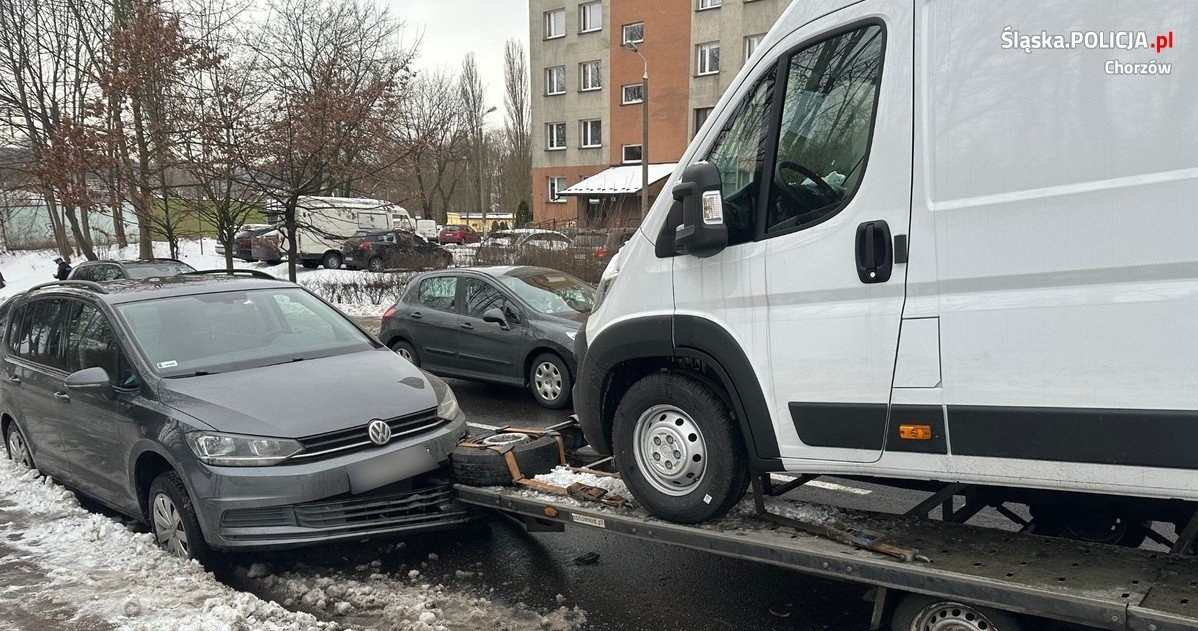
[623,42,649,219]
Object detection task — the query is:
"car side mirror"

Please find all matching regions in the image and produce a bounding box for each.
[65,367,110,391]
[671,161,727,258]
[482,307,509,330]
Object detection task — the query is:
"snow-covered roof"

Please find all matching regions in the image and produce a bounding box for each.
[561,163,677,196]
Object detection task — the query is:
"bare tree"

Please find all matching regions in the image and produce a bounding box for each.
[394,70,470,225]
[459,53,492,234]
[501,39,531,214]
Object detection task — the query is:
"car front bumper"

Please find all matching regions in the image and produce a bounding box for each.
[187,415,469,550]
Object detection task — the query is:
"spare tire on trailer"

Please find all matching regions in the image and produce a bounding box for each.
[451,432,563,486]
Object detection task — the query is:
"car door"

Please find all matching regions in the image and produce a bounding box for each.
[4,298,74,481]
[57,301,142,505]
[400,275,460,372]
[456,276,526,384]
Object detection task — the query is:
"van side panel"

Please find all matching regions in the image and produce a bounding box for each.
[923,2,1198,461]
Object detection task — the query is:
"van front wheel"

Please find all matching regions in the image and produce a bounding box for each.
[612,372,748,523]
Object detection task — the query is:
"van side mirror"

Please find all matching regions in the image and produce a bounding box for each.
[65,367,110,391]
[482,307,509,330]
[671,162,727,258]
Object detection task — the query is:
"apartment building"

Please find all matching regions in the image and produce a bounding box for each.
[529,0,789,227]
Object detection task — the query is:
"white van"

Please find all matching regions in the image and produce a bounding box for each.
[575,0,1196,538]
[287,196,408,269]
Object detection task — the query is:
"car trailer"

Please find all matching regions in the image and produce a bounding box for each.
[453,424,1198,631]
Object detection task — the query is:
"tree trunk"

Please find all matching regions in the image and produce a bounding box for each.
[42,193,71,258]
[62,204,97,260]
[285,198,298,282]
[130,99,155,260]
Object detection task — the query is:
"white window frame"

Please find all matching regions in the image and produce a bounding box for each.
[697,0,721,9]
[580,60,601,91]
[546,122,567,150]
[621,83,643,105]
[622,144,643,164]
[622,22,644,45]
[545,66,566,95]
[544,8,566,39]
[745,34,764,61]
[580,119,602,148]
[548,176,568,203]
[579,1,602,33]
[697,42,720,76]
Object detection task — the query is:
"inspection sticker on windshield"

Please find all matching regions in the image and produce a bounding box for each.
[572,513,606,528]
[156,360,178,369]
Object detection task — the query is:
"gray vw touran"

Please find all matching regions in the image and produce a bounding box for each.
[0,272,468,562]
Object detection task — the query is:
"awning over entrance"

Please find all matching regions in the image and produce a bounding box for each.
[561,163,678,196]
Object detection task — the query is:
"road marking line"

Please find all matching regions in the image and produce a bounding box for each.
[772,474,872,496]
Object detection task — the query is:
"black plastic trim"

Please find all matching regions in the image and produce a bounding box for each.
[790,402,887,450]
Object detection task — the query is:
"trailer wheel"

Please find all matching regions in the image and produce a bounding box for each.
[612,372,749,523]
[450,433,562,486]
[890,594,1025,631]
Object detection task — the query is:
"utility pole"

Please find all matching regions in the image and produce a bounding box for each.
[624,42,649,219]
[477,106,497,237]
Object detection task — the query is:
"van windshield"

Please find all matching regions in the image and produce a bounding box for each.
[116,288,373,377]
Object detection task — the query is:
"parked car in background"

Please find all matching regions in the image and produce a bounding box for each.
[0,273,468,563]
[474,230,574,265]
[69,259,196,281]
[342,229,453,272]
[251,229,282,265]
[595,228,637,264]
[233,225,275,262]
[379,266,594,408]
[438,225,480,245]
[415,219,438,241]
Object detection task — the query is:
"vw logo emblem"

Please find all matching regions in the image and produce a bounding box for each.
[367,419,392,446]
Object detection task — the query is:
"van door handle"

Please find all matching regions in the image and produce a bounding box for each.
[53,391,70,402]
[410,312,423,320]
[8,375,20,385]
[855,220,893,284]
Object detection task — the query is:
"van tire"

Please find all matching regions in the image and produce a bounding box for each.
[612,372,749,523]
[322,252,342,270]
[147,471,215,566]
[451,434,562,486]
[890,594,1025,631]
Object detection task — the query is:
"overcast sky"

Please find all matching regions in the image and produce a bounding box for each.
[393,0,531,124]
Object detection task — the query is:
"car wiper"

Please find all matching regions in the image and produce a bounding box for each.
[166,370,219,378]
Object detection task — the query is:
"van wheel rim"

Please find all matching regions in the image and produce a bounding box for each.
[152,494,190,558]
[633,405,707,496]
[7,429,31,469]
[911,602,1001,631]
[534,362,562,401]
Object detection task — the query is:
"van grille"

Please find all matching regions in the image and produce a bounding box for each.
[291,408,445,461]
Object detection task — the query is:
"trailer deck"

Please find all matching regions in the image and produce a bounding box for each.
[456,483,1198,631]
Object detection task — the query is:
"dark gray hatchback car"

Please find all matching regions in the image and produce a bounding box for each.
[379,266,594,409]
[0,273,468,562]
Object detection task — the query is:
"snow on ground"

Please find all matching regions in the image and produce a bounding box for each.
[0,459,586,631]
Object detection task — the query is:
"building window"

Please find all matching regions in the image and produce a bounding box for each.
[694,107,714,136]
[579,1,601,33]
[546,66,566,95]
[622,144,643,164]
[548,176,568,203]
[697,42,720,75]
[697,0,721,9]
[580,119,602,148]
[745,34,764,61]
[547,122,567,150]
[544,9,565,39]
[622,22,644,45]
[580,60,601,91]
[621,83,643,105]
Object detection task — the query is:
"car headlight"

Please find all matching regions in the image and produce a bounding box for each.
[185,432,302,467]
[425,370,462,421]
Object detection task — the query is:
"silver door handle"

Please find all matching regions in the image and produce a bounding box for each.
[53,392,70,402]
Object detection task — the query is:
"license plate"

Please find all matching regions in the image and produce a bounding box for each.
[347,445,439,494]
[345,256,355,262]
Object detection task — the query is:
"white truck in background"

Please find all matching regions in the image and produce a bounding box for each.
[278,196,416,269]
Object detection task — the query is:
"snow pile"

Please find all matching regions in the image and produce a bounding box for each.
[237,562,587,631]
[0,460,335,631]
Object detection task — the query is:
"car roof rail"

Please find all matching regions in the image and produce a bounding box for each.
[28,280,110,294]
[181,269,280,280]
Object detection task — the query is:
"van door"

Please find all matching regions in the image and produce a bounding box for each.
[762,5,912,463]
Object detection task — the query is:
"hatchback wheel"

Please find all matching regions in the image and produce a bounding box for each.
[391,340,420,367]
[148,471,213,565]
[367,256,385,273]
[4,423,34,470]
[529,353,571,409]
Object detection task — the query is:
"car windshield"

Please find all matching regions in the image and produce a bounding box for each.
[498,271,594,315]
[124,262,196,279]
[116,287,373,377]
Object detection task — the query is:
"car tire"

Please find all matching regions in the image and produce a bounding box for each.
[322,252,342,270]
[148,471,214,566]
[890,594,1026,631]
[390,340,420,366]
[612,372,749,524]
[4,421,34,470]
[529,353,572,409]
[367,257,385,273]
[451,433,562,486]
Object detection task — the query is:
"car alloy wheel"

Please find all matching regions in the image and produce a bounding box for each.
[152,493,190,558]
[632,405,708,496]
[6,426,32,469]
[534,361,563,401]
